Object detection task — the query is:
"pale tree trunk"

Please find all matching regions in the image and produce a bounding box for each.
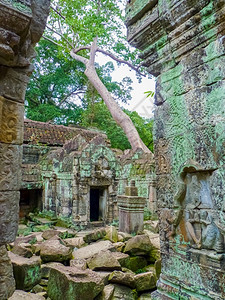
[70,38,151,154]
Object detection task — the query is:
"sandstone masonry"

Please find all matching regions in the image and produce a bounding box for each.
[126,0,225,299]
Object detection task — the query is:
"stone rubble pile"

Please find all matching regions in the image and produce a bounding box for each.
[7,223,161,300]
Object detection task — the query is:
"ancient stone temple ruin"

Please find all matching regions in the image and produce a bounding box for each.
[126,0,225,299]
[21,119,155,226]
[0,0,50,298]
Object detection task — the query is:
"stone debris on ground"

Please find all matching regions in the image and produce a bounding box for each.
[6,222,160,299]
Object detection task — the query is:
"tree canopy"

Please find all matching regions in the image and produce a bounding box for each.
[26,0,154,152]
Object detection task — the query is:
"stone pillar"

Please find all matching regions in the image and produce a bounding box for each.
[0,0,50,298]
[126,1,225,299]
[148,179,156,213]
[118,180,146,234]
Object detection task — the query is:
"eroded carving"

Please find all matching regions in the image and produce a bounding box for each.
[0,96,24,144]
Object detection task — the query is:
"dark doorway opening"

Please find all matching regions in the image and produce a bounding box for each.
[90,187,107,222]
[20,189,42,218]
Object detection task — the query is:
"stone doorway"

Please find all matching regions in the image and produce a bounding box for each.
[90,187,107,222]
[19,189,43,218]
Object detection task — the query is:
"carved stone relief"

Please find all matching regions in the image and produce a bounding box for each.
[0,96,24,144]
[0,143,22,191]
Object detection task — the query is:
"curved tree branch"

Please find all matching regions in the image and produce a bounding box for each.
[73,45,146,76]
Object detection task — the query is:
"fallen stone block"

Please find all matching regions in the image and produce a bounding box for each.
[41,262,63,279]
[95,284,115,300]
[87,250,122,271]
[8,252,41,291]
[73,240,116,260]
[70,258,87,270]
[139,292,152,299]
[111,284,137,300]
[108,271,135,288]
[83,227,106,243]
[124,235,153,256]
[123,256,148,273]
[47,265,104,300]
[64,236,86,249]
[39,238,72,263]
[9,290,45,300]
[134,271,156,292]
[11,243,33,258]
[105,226,118,243]
[110,252,129,267]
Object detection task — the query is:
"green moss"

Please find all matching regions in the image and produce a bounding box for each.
[124,256,148,272]
[2,0,32,14]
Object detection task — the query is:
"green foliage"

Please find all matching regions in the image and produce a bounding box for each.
[81,100,130,150]
[110,219,119,227]
[26,39,86,124]
[144,207,152,221]
[26,1,154,151]
[144,90,155,98]
[125,110,154,152]
[81,101,153,151]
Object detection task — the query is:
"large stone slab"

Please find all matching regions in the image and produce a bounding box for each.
[47,265,104,300]
[95,284,115,300]
[134,272,157,292]
[124,234,153,256]
[8,251,41,291]
[111,284,137,300]
[39,238,72,263]
[87,250,122,271]
[73,240,116,260]
[108,271,135,288]
[9,290,45,300]
[64,236,86,248]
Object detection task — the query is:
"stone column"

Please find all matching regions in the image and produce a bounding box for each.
[118,180,146,234]
[126,1,225,299]
[148,179,156,213]
[0,1,50,298]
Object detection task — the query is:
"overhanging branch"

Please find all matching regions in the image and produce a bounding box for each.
[74,45,146,76]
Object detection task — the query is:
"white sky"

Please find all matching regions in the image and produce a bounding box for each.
[96,52,156,119]
[111,65,155,119]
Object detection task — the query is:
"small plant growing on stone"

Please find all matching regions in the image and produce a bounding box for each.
[144,207,152,221]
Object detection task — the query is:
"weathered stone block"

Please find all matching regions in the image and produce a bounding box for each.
[124,235,153,256]
[0,97,24,144]
[87,250,122,271]
[135,271,157,292]
[0,246,15,300]
[108,271,135,288]
[0,143,22,191]
[9,290,45,300]
[0,68,30,102]
[0,191,19,245]
[126,0,225,298]
[73,240,116,260]
[39,238,72,263]
[47,265,104,300]
[8,252,41,291]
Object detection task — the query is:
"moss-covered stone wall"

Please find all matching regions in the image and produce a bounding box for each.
[126,0,225,299]
[21,133,155,225]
